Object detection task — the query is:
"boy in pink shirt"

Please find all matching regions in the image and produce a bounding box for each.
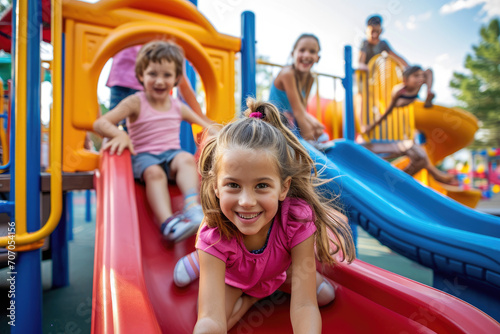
[94,41,213,242]
[106,45,204,115]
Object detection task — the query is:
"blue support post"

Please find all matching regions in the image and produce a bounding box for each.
[342,46,355,140]
[241,11,256,110]
[14,0,43,332]
[186,61,197,86]
[51,192,69,288]
[179,59,197,154]
[66,191,73,240]
[85,189,92,222]
[179,0,198,154]
[341,45,357,251]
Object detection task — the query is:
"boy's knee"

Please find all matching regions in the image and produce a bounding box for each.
[174,152,196,167]
[142,165,167,182]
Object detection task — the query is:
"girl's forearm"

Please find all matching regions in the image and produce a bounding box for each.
[193,317,226,334]
[291,305,321,334]
[292,110,306,121]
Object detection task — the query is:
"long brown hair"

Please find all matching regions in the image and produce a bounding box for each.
[198,98,355,265]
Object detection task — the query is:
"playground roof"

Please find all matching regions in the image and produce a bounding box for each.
[0,1,52,53]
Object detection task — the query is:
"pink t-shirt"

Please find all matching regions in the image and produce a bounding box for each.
[106,45,144,91]
[126,92,182,154]
[196,197,317,298]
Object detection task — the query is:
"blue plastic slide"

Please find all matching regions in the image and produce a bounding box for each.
[302,139,500,321]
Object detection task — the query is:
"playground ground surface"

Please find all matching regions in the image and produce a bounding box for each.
[0,191,498,333]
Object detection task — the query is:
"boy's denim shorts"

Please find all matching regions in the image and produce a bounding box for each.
[131,149,184,182]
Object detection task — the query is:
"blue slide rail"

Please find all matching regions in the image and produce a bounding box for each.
[303,139,500,321]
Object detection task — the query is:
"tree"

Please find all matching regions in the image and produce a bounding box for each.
[450,18,500,147]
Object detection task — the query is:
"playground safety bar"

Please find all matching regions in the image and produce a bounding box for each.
[0,0,62,249]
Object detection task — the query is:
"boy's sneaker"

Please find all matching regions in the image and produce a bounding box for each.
[174,251,200,287]
[161,212,199,243]
[183,204,204,226]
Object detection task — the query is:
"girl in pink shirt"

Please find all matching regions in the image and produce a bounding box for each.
[174,99,356,333]
[93,41,214,243]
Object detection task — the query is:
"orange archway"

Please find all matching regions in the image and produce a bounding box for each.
[62,0,240,172]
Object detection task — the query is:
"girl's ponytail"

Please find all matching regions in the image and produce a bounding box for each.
[243,99,309,162]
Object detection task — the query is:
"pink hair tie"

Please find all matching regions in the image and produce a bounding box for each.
[249,112,264,119]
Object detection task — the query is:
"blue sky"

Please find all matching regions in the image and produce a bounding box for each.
[196,0,499,106]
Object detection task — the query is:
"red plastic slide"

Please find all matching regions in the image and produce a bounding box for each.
[92,150,500,333]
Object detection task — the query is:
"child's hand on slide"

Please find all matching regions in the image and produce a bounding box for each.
[101,131,136,156]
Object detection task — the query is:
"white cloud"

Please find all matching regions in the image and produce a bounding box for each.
[441,0,485,13]
[435,53,450,63]
[407,16,417,30]
[395,20,405,31]
[402,11,433,30]
[440,0,500,20]
[419,11,433,21]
